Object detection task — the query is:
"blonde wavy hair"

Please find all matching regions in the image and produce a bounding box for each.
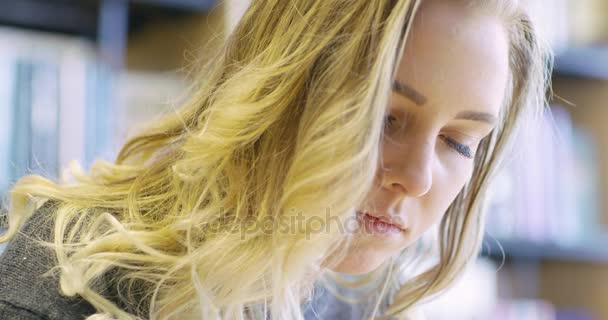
[1,0,552,319]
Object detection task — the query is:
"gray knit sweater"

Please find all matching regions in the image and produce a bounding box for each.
[0,201,99,319]
[0,201,402,320]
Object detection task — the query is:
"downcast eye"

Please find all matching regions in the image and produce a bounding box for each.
[384,114,399,129]
[439,135,474,159]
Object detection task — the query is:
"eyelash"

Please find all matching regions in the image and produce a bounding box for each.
[440,135,474,159]
[384,114,474,159]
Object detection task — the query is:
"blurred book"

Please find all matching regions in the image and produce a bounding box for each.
[420,259,561,320]
[0,57,15,194]
[114,70,187,147]
[484,105,601,247]
[0,26,188,198]
[29,61,60,181]
[0,27,114,195]
[84,62,116,166]
[565,0,608,47]
[522,0,608,53]
[490,299,557,320]
[556,309,595,320]
[521,0,570,52]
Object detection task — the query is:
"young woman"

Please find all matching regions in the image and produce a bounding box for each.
[0,0,552,319]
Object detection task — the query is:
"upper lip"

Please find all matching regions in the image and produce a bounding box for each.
[358,211,408,231]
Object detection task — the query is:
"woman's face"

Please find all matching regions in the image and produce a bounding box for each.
[335,0,510,274]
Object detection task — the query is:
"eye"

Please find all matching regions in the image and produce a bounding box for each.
[384,114,399,130]
[439,135,474,159]
[384,113,407,134]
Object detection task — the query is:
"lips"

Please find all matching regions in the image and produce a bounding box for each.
[356,211,407,231]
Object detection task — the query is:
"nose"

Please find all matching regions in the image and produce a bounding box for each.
[380,139,434,198]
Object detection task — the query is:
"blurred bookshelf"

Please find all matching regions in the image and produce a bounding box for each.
[0,0,238,197]
[0,0,216,69]
[470,1,608,319]
[481,236,608,264]
[555,46,608,80]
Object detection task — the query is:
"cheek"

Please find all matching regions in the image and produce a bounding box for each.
[438,147,477,191]
[424,161,475,222]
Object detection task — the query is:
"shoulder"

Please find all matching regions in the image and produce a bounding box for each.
[0,199,98,320]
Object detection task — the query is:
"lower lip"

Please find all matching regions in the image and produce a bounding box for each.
[356,211,404,238]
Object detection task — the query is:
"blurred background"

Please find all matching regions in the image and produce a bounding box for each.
[0,0,606,319]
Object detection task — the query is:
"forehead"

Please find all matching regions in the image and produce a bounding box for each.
[394,0,510,117]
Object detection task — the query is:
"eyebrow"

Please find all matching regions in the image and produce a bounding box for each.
[454,111,498,125]
[392,80,427,105]
[392,80,498,125]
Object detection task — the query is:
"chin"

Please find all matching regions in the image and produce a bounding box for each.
[330,250,390,275]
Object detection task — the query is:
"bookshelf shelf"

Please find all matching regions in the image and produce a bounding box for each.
[481,236,608,264]
[554,46,608,80]
[132,0,215,10]
[0,0,215,36]
[0,0,216,68]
